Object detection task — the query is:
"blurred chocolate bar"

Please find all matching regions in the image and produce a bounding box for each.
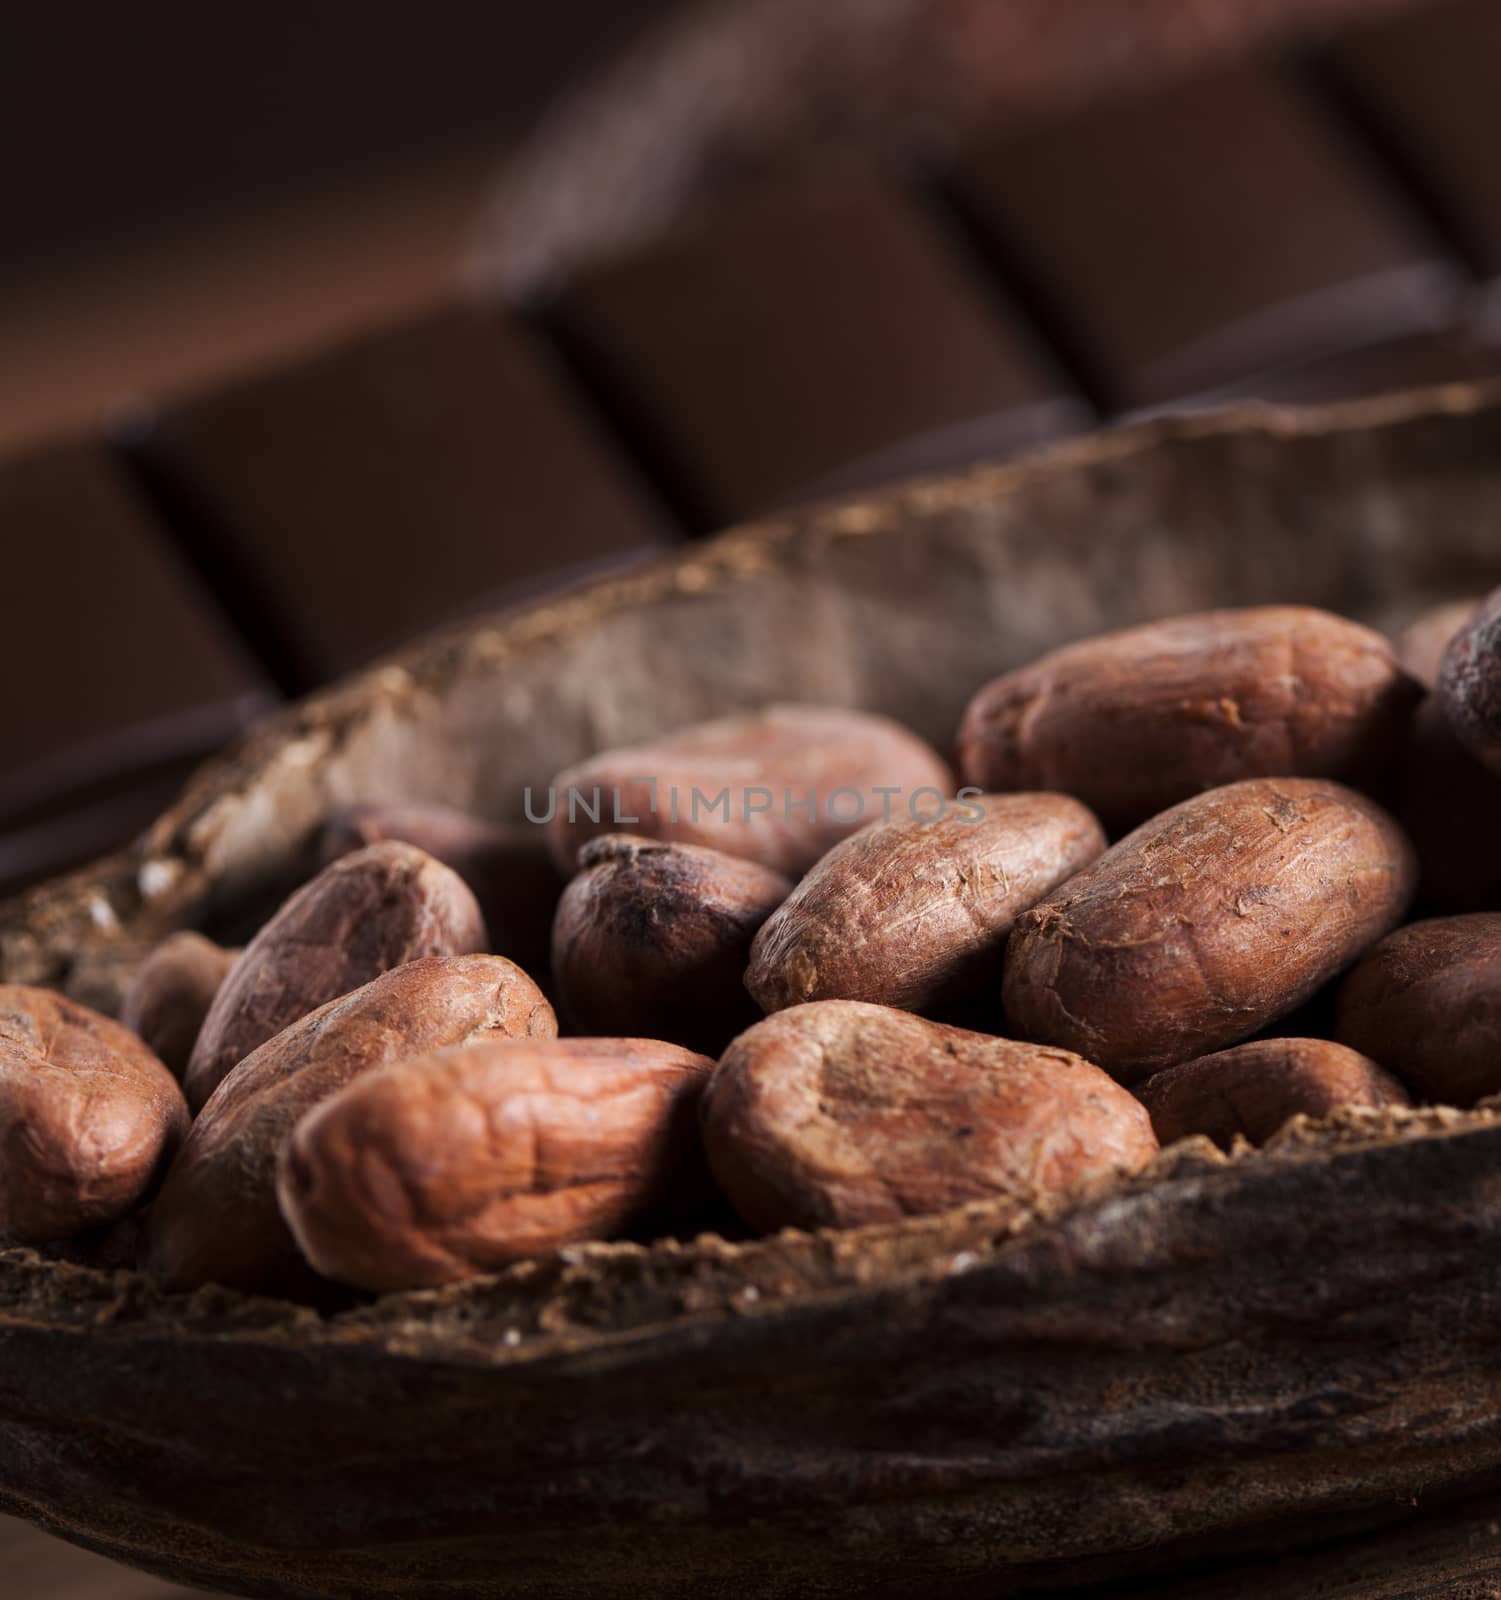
[7,0,1501,897]
[949,61,1463,409]
[1333,0,1501,332]
[0,441,272,894]
[548,169,1087,527]
[137,306,680,688]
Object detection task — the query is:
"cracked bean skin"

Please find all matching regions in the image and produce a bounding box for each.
[120,931,239,1080]
[1002,778,1417,1083]
[1438,586,1501,778]
[700,1000,1157,1233]
[277,1037,713,1291]
[184,841,488,1112]
[547,705,953,877]
[553,835,791,1054]
[147,955,555,1295]
[1337,915,1501,1107]
[746,792,1105,1015]
[957,607,1421,834]
[0,985,188,1243]
[1137,1037,1410,1150]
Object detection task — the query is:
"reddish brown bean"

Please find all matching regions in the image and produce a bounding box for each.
[746,792,1105,1014]
[184,841,487,1112]
[1003,779,1417,1082]
[700,1000,1157,1233]
[1137,1037,1410,1149]
[1337,915,1501,1107]
[278,1037,713,1291]
[316,802,563,980]
[957,606,1420,833]
[120,931,239,1080]
[552,835,790,1054]
[0,985,188,1243]
[147,955,555,1294]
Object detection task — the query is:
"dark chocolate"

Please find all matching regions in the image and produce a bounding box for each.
[0,441,271,835]
[144,305,679,685]
[951,62,1464,407]
[550,168,1087,527]
[1334,0,1501,328]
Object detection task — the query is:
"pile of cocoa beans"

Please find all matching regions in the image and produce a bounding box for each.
[5,597,1500,1300]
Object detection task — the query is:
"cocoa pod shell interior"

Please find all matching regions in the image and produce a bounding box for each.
[3,385,1501,1597]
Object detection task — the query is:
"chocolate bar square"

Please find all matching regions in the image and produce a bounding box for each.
[952,62,1463,407]
[550,168,1087,526]
[146,305,678,685]
[0,440,271,831]
[1334,0,1501,331]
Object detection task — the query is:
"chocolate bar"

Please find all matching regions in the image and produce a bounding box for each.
[142,305,680,686]
[1333,0,1501,331]
[549,169,1087,527]
[0,440,271,833]
[950,62,1465,407]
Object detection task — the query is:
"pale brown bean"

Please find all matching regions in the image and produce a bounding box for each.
[1393,597,1480,690]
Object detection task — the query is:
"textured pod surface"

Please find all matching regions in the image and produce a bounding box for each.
[317,803,564,983]
[0,986,187,1243]
[552,835,790,1054]
[184,841,488,1111]
[746,792,1104,1014]
[956,606,1421,833]
[148,956,555,1294]
[118,930,238,1080]
[1337,915,1501,1107]
[1003,778,1417,1081]
[701,1000,1156,1232]
[279,1036,713,1290]
[1137,1037,1410,1149]
[17,1112,1501,1598]
[547,704,953,876]
[1438,585,1501,777]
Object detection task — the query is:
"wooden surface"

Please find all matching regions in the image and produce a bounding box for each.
[0,1517,205,1597]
